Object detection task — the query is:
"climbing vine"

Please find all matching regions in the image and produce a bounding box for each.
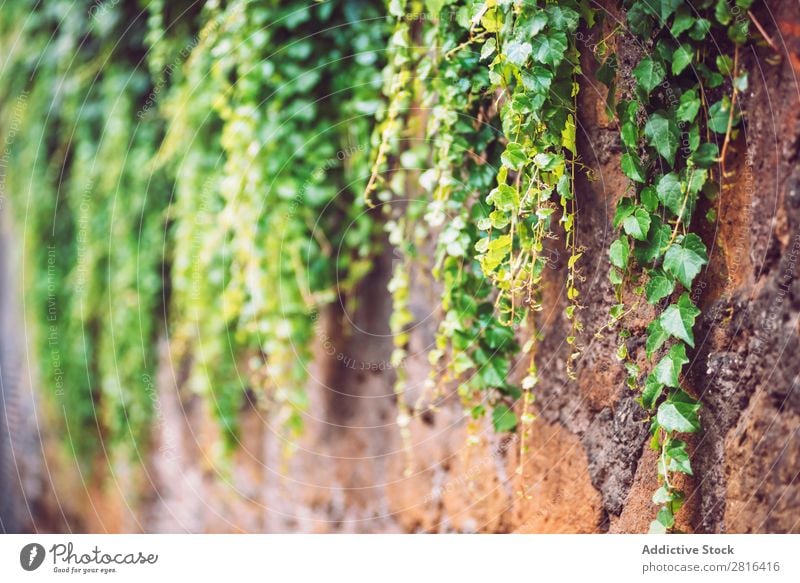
[600,0,752,532]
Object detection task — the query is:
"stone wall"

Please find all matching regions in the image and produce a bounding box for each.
[5,0,799,534]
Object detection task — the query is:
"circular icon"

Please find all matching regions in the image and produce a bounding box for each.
[19,543,46,571]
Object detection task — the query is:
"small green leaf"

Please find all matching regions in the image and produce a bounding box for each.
[646,270,675,304]
[709,98,737,134]
[634,215,671,264]
[521,66,554,93]
[633,57,665,95]
[689,18,712,41]
[657,389,701,433]
[690,143,719,168]
[533,152,561,170]
[734,72,748,92]
[613,198,635,228]
[642,373,664,410]
[670,5,694,37]
[623,208,652,240]
[609,266,623,285]
[481,8,503,32]
[676,89,700,123]
[656,172,684,216]
[645,112,679,166]
[687,168,708,195]
[609,236,630,269]
[646,318,669,359]
[480,37,497,61]
[621,121,639,150]
[515,10,548,37]
[716,54,734,76]
[663,234,708,289]
[641,186,659,213]
[627,4,654,37]
[530,31,568,67]
[649,519,668,534]
[672,43,693,75]
[728,19,749,44]
[504,40,532,67]
[487,184,520,212]
[621,153,646,183]
[654,342,689,387]
[715,0,732,25]
[501,142,527,170]
[492,403,518,432]
[546,5,580,31]
[653,486,673,504]
[660,292,701,347]
[666,439,693,475]
[657,506,675,528]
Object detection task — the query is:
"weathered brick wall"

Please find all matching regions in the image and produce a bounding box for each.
[7,0,799,534]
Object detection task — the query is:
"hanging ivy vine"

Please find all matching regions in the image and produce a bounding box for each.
[600,0,752,533]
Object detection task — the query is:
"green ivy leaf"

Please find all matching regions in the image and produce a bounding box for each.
[690,143,719,168]
[687,168,708,195]
[642,373,664,409]
[666,439,693,475]
[475,346,509,386]
[487,184,520,212]
[716,54,734,76]
[530,31,568,67]
[715,0,732,25]
[480,37,497,61]
[609,266,623,285]
[515,10,548,37]
[533,152,562,171]
[501,142,527,170]
[654,342,689,387]
[641,186,659,213]
[623,208,652,240]
[633,57,665,95]
[676,88,700,123]
[657,0,683,23]
[521,66,553,93]
[656,506,675,528]
[646,318,669,359]
[657,389,701,433]
[671,43,693,75]
[481,8,503,33]
[709,98,737,134]
[621,153,646,183]
[645,112,679,166]
[621,121,639,150]
[504,40,532,67]
[609,236,630,269]
[689,18,712,40]
[646,270,675,304]
[634,215,671,264]
[663,233,708,289]
[653,486,673,504]
[670,5,694,37]
[656,172,684,216]
[627,3,654,38]
[728,19,749,44]
[613,198,635,228]
[546,6,580,31]
[492,403,518,432]
[660,292,701,347]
